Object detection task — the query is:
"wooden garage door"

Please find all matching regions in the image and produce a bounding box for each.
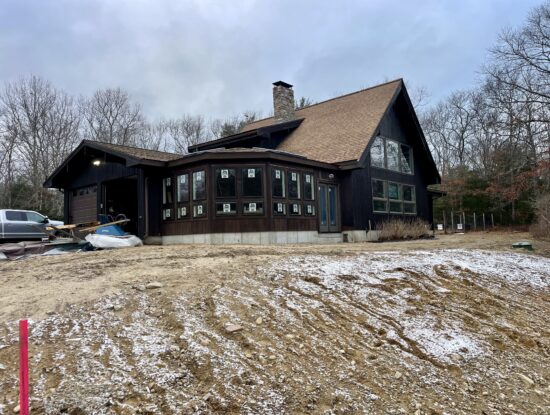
[70,186,98,224]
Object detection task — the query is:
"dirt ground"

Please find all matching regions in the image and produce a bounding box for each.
[0,231,549,414]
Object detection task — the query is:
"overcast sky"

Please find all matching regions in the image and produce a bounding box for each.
[0,0,542,120]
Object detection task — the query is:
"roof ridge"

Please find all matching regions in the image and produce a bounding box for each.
[245,78,403,127]
[82,139,179,157]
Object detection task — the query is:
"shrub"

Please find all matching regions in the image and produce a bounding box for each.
[377,218,431,241]
[530,194,550,240]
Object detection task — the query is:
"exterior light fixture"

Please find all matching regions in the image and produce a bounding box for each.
[328,173,335,179]
[92,159,102,166]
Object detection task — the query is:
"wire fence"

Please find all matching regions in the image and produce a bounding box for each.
[435,211,496,233]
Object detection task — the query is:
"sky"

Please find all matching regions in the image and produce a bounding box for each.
[0,0,542,120]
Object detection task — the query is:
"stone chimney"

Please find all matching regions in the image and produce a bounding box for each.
[272,81,295,123]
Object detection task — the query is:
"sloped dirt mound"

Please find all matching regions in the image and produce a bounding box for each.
[0,248,549,414]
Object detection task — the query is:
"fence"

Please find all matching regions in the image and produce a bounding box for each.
[435,211,495,233]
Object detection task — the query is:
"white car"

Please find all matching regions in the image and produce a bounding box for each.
[0,209,64,241]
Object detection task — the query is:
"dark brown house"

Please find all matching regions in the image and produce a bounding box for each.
[44,79,440,244]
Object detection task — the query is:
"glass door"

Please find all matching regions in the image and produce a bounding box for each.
[318,183,339,232]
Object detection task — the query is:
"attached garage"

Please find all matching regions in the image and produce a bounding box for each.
[69,185,97,224]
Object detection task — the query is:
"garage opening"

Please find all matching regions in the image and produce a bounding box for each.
[103,177,138,235]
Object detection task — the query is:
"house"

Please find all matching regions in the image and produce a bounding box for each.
[44,79,441,244]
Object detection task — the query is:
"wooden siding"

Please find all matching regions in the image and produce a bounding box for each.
[341,94,439,230]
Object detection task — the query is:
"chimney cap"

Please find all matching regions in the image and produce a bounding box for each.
[273,80,293,88]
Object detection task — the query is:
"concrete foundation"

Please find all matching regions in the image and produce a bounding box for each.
[160,231,343,245]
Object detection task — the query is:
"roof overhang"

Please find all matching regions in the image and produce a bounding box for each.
[44,141,167,188]
[168,148,337,171]
[188,118,304,152]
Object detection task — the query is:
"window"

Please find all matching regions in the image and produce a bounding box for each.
[304,204,316,216]
[176,174,189,203]
[400,145,413,174]
[388,182,402,213]
[388,182,400,200]
[162,177,173,204]
[273,202,287,215]
[272,168,285,198]
[370,137,385,168]
[372,180,416,215]
[193,203,206,218]
[370,136,413,174]
[403,185,416,214]
[242,168,263,197]
[289,203,301,215]
[216,202,237,215]
[193,171,206,201]
[288,171,300,199]
[163,208,173,220]
[6,211,26,221]
[372,179,387,213]
[26,212,44,223]
[386,140,400,171]
[243,201,264,215]
[303,173,315,200]
[216,168,236,198]
[177,206,188,219]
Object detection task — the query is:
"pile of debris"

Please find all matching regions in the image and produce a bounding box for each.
[0,220,141,261]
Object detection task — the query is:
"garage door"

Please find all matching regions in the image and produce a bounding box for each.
[70,185,98,224]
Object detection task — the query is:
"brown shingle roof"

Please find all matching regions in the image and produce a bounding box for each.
[241,79,402,164]
[83,140,181,162]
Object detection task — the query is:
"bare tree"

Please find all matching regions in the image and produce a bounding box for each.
[80,88,143,146]
[0,76,80,213]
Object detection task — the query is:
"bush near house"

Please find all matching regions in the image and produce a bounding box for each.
[378,218,430,241]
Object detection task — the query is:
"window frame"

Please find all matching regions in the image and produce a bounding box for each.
[372,179,416,215]
[369,136,414,175]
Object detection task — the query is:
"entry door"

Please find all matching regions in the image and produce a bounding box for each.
[319,184,339,232]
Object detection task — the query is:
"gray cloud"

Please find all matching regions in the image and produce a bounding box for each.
[0,0,542,119]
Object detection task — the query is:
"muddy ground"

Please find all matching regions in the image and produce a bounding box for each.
[0,231,549,414]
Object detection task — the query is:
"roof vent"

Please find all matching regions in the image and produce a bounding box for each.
[272,81,295,123]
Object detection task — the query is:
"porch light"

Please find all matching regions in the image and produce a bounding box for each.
[92,159,102,166]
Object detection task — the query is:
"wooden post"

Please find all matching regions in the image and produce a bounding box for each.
[491,213,495,228]
[463,212,466,232]
[483,213,486,231]
[473,212,476,231]
[451,210,454,232]
[19,320,29,415]
[443,210,447,234]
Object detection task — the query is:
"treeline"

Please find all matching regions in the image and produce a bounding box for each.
[421,2,550,234]
[0,78,263,218]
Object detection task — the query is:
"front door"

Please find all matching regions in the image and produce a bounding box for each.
[319,184,339,232]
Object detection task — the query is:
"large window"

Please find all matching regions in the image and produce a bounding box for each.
[370,136,413,174]
[303,173,315,200]
[288,171,300,199]
[370,137,385,168]
[162,177,174,221]
[162,177,173,204]
[272,169,285,198]
[242,168,263,197]
[177,174,189,203]
[176,174,189,219]
[372,179,416,214]
[216,168,236,198]
[193,171,206,201]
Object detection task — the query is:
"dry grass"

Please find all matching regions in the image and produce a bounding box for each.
[378,218,430,241]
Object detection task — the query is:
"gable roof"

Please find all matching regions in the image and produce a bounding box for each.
[241,79,402,164]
